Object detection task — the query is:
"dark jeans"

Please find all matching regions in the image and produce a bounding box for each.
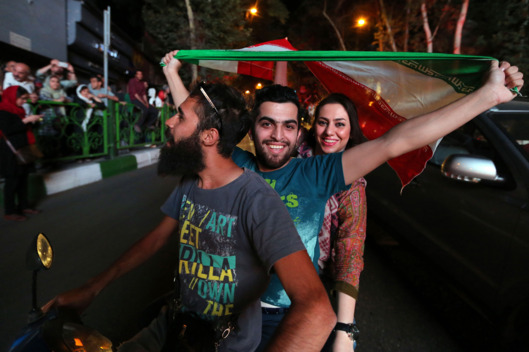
[132,100,159,129]
[3,173,29,215]
[256,309,285,352]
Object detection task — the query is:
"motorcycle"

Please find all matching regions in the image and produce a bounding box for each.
[9,233,113,352]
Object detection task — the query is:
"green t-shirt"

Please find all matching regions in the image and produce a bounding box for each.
[232,147,347,307]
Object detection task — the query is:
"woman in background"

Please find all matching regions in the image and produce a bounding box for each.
[0,86,42,221]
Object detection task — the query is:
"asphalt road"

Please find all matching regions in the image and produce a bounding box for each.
[1,164,476,351]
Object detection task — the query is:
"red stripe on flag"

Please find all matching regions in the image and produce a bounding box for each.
[305,60,432,187]
[235,39,299,81]
[237,61,275,81]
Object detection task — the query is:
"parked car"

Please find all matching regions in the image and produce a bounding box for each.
[365,99,529,347]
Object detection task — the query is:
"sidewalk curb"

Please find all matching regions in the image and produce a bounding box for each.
[42,149,160,195]
[1,149,160,208]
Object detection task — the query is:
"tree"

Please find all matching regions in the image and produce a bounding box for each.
[184,0,198,80]
[322,0,347,51]
[142,0,252,84]
[373,0,476,54]
[378,0,398,51]
[287,0,376,51]
[470,0,529,79]
[453,0,469,54]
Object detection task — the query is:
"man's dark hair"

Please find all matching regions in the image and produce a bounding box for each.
[188,83,251,158]
[49,74,62,81]
[251,84,302,126]
[90,75,102,82]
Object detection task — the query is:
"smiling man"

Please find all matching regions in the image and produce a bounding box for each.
[163,49,523,350]
[232,86,348,347]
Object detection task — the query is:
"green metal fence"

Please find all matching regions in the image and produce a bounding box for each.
[30,100,174,163]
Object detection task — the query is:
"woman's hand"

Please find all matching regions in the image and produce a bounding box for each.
[23,114,43,124]
[484,61,524,105]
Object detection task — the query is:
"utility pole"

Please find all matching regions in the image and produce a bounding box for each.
[104,6,117,158]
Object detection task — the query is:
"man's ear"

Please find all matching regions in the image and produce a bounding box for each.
[247,129,254,141]
[296,126,302,141]
[201,128,220,147]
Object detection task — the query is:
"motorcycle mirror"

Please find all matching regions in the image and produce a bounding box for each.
[26,233,53,318]
[26,233,53,271]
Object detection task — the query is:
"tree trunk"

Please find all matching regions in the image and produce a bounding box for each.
[453,0,469,54]
[322,0,347,51]
[379,0,398,51]
[403,0,412,52]
[421,1,433,52]
[184,0,197,81]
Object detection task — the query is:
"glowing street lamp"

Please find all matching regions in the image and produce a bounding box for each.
[355,17,367,28]
[246,5,258,20]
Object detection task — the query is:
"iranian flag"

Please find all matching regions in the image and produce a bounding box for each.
[174,38,494,187]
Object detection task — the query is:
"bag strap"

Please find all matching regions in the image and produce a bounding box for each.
[2,135,28,163]
[3,135,18,155]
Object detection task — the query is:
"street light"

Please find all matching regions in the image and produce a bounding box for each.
[246,4,258,20]
[355,17,367,28]
[354,16,368,50]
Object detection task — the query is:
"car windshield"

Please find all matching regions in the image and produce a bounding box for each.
[430,103,529,167]
[490,109,529,162]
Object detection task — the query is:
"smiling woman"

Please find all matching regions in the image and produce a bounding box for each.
[297,93,367,352]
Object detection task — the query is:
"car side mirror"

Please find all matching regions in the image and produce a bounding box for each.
[441,154,505,184]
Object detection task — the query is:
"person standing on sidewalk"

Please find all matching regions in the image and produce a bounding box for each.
[0,86,42,221]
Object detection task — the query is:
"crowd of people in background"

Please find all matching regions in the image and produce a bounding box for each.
[0,58,176,222]
[0,58,174,120]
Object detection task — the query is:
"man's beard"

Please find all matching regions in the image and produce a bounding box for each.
[158,130,205,176]
[253,138,295,170]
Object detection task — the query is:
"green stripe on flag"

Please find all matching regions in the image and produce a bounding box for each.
[175,50,496,62]
[174,50,495,95]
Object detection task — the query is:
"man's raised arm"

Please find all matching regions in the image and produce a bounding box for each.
[340,60,524,186]
[264,250,336,352]
[162,50,190,108]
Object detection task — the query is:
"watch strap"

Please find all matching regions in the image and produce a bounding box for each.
[334,322,360,342]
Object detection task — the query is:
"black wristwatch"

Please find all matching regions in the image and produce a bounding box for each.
[334,322,360,342]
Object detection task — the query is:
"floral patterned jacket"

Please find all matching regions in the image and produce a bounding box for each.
[298,142,367,299]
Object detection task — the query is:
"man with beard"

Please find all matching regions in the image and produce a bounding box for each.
[43,67,336,350]
[163,50,524,350]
